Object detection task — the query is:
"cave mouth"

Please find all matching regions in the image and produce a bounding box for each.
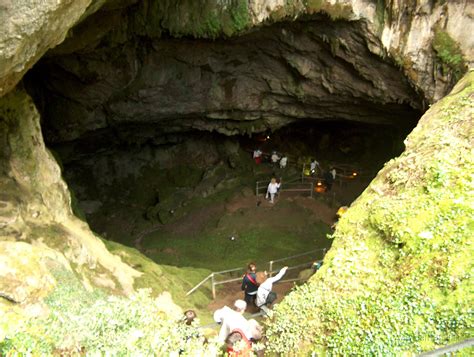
[43,116,420,271]
[23,13,425,269]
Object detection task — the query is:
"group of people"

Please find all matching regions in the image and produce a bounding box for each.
[309,158,337,191]
[241,262,288,315]
[213,299,262,354]
[253,149,288,169]
[208,263,288,354]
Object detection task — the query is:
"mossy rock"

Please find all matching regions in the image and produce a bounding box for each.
[0,242,57,304]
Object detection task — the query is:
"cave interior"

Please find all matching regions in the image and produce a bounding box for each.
[22,11,424,267]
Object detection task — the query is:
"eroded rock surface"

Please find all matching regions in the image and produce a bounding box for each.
[0,89,141,309]
[29,18,423,144]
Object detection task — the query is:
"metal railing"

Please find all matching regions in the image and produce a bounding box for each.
[418,338,474,356]
[186,248,327,299]
[256,180,314,198]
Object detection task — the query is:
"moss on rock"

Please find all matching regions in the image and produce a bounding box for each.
[433,27,468,82]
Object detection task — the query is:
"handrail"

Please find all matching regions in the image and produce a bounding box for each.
[418,338,474,356]
[186,274,212,296]
[270,248,326,264]
[187,248,327,298]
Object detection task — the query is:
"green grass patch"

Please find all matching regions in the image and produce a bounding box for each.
[142,200,331,271]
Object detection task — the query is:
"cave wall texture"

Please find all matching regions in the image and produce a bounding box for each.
[0,0,473,353]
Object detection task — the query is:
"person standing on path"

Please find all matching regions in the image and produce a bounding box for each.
[256,266,288,315]
[241,263,258,307]
[253,148,262,164]
[266,177,281,204]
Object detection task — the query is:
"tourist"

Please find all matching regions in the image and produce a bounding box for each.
[279,156,288,169]
[241,262,258,307]
[324,170,334,191]
[271,151,280,166]
[225,329,252,356]
[310,159,320,175]
[253,148,262,164]
[213,300,252,343]
[183,309,197,325]
[330,167,337,180]
[256,266,288,315]
[265,177,281,204]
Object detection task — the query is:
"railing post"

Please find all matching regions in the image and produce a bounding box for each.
[211,273,216,300]
[269,260,273,277]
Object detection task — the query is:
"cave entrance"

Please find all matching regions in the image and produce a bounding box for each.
[23,13,425,272]
[50,114,420,273]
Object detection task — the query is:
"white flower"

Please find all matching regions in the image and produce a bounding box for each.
[418,231,433,239]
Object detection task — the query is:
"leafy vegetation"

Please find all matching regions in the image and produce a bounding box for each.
[433,28,467,81]
[265,72,474,354]
[0,268,220,355]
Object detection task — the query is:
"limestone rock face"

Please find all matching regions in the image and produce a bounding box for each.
[10,0,466,146]
[0,242,56,304]
[0,89,141,303]
[0,0,96,97]
[30,18,423,144]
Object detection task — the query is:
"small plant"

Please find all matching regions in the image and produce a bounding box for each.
[432,28,467,81]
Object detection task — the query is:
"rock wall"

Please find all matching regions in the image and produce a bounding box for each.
[0,0,94,96]
[0,89,141,337]
[29,18,422,144]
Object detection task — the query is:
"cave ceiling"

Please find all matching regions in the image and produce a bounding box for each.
[26,12,424,145]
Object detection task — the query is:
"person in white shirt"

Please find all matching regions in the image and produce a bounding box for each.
[255,266,288,315]
[214,300,252,343]
[279,156,288,169]
[271,151,280,166]
[310,159,320,175]
[265,177,281,203]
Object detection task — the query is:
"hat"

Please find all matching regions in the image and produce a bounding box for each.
[234,299,247,311]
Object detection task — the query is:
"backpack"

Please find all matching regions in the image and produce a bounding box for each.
[245,273,257,286]
[265,291,277,305]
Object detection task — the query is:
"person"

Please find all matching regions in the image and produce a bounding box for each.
[241,263,258,307]
[310,159,320,176]
[324,170,334,191]
[271,151,280,166]
[253,148,262,164]
[214,300,252,343]
[266,177,281,204]
[279,156,288,169]
[256,266,288,315]
[183,309,197,325]
[330,167,337,180]
[225,329,252,356]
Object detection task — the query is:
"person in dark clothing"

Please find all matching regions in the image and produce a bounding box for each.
[324,170,334,191]
[241,262,258,307]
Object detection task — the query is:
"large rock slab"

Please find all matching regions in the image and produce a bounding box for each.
[0,0,97,97]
